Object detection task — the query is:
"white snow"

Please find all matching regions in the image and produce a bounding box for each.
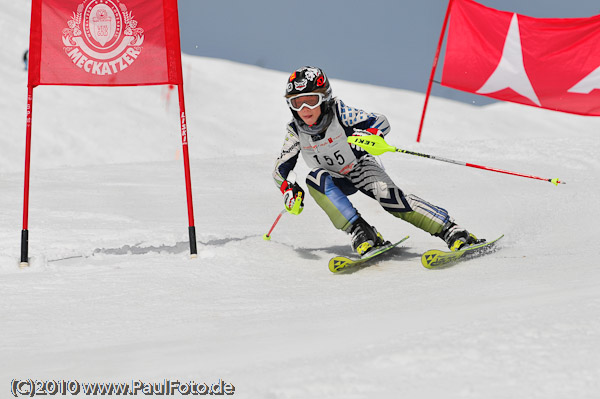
[2,1,600,398]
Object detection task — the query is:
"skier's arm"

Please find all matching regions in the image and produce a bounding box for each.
[272,124,300,190]
[272,125,305,214]
[337,99,390,137]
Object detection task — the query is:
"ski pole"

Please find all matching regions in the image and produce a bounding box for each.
[348,135,565,186]
[263,192,303,240]
[263,210,286,241]
[264,171,304,241]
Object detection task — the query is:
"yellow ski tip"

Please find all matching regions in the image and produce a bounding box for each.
[550,178,565,186]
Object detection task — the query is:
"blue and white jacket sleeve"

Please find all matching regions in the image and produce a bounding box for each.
[336,99,390,137]
[272,122,300,191]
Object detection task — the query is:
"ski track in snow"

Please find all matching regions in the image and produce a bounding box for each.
[2,1,600,398]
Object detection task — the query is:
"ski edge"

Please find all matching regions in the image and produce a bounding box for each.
[421,234,504,269]
[329,235,410,273]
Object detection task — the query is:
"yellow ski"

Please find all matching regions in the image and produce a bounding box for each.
[421,235,504,269]
[329,236,409,274]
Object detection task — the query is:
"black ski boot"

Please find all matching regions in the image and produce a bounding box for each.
[438,222,484,251]
[349,217,386,257]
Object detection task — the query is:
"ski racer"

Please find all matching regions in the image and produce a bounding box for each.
[272,66,483,257]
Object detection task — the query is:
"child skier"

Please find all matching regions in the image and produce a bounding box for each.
[272,66,483,256]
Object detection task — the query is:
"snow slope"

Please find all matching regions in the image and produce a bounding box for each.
[1,1,600,398]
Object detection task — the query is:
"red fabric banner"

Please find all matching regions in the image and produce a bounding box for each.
[28,0,183,87]
[441,0,600,116]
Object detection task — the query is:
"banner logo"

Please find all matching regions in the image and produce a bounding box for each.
[62,0,144,76]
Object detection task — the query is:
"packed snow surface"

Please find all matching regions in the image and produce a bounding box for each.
[1,1,599,398]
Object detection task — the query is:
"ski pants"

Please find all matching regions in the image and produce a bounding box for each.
[305,156,450,234]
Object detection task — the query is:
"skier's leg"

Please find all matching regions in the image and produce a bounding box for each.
[305,168,359,231]
[390,194,450,235]
[346,157,481,249]
[345,157,449,234]
[306,168,385,256]
[392,197,482,250]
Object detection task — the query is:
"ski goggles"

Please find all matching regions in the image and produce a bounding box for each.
[286,93,326,111]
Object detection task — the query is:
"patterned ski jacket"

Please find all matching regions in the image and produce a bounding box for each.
[273,98,390,190]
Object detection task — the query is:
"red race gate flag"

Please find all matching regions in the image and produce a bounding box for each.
[21,0,196,266]
[28,0,182,86]
[441,0,600,116]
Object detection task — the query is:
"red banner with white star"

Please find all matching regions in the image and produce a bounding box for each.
[28,0,183,86]
[441,0,600,116]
